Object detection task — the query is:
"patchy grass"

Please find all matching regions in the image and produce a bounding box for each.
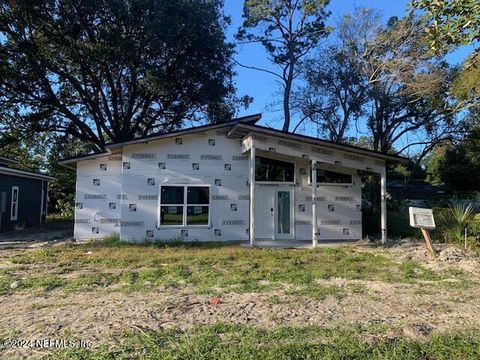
[49,324,480,360]
[0,242,476,296]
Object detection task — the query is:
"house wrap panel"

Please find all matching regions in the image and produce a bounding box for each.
[74,155,122,239]
[119,129,250,242]
[72,128,364,242]
[293,159,362,241]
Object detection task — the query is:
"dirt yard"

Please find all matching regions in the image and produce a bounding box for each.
[0,238,479,359]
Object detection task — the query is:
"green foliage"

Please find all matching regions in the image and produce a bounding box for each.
[0,132,49,172]
[451,55,480,106]
[436,203,475,243]
[0,0,243,151]
[426,141,480,191]
[412,0,480,60]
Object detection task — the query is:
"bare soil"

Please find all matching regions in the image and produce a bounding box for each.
[0,239,479,359]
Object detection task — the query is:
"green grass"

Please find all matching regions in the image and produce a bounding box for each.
[47,324,480,360]
[0,242,475,296]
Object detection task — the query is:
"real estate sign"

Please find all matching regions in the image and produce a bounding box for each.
[409,207,435,229]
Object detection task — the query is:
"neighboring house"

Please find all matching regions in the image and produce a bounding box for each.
[387,180,445,207]
[0,157,55,232]
[59,114,406,245]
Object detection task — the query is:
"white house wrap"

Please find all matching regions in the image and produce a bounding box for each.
[60,114,406,245]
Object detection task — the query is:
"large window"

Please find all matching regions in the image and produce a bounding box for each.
[159,185,210,227]
[255,156,294,182]
[310,168,353,185]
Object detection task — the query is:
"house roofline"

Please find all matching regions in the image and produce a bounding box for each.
[58,114,263,168]
[105,113,262,150]
[58,113,410,167]
[58,150,112,169]
[229,123,409,164]
[0,156,18,166]
[0,166,56,181]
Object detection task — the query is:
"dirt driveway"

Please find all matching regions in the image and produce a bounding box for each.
[0,220,73,248]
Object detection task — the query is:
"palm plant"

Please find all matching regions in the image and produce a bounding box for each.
[439,202,475,247]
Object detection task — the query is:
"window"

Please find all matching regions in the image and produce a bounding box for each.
[255,156,294,182]
[310,168,353,185]
[159,185,210,227]
[10,186,19,221]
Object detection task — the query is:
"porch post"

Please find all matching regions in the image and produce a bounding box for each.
[380,169,387,245]
[312,160,318,248]
[249,146,256,246]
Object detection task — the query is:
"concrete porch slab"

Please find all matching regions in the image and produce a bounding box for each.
[242,239,362,249]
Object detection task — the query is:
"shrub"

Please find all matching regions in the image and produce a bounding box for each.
[436,203,475,245]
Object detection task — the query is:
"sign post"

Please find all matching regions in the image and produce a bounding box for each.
[409,207,436,257]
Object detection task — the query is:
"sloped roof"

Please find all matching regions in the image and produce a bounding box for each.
[59,113,408,168]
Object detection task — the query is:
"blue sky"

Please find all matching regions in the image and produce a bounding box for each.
[223,0,473,154]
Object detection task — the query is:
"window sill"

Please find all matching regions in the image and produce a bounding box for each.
[157,225,211,230]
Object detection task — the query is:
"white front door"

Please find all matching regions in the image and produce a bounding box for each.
[254,186,294,240]
[254,186,274,239]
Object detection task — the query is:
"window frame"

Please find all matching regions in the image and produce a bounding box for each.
[10,186,19,221]
[157,184,211,228]
[308,167,354,186]
[255,156,296,184]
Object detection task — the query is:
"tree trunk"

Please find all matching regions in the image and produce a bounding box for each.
[283,65,295,132]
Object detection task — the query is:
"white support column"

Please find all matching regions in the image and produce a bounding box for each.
[380,169,387,245]
[312,160,318,248]
[249,146,256,246]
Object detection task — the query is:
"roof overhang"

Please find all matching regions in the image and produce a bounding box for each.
[0,167,56,181]
[228,123,409,164]
[58,113,263,168]
[0,157,18,166]
[105,113,262,151]
[58,150,114,170]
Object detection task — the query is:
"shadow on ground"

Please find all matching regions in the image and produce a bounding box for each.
[0,220,73,248]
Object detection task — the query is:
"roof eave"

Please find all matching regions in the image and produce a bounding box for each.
[230,123,409,164]
[0,167,56,181]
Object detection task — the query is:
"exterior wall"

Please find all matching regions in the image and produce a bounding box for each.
[0,174,46,232]
[119,129,250,242]
[245,134,386,174]
[72,129,366,242]
[74,155,122,239]
[293,159,362,240]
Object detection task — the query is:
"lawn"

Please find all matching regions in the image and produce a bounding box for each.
[0,239,479,359]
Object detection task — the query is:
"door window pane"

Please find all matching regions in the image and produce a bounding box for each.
[277,191,291,234]
[187,206,209,225]
[187,187,209,204]
[160,206,183,225]
[161,186,184,204]
[255,157,294,182]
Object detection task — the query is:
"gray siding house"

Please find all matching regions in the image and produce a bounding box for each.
[0,157,54,232]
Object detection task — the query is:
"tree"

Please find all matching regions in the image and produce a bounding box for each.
[411,0,480,61]
[426,141,480,192]
[0,0,246,152]
[362,15,457,158]
[47,135,90,217]
[0,131,49,172]
[451,54,480,107]
[236,0,331,132]
[294,9,380,141]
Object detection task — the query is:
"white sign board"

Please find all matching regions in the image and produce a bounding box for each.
[409,207,435,229]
